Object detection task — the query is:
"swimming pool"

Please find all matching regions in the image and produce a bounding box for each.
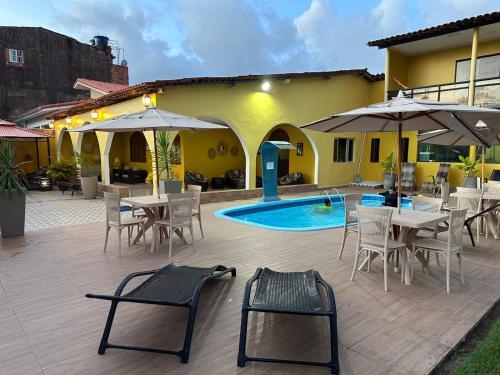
[215,194,413,231]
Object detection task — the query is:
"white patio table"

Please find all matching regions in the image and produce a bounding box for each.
[121,194,177,252]
[450,191,500,240]
[350,208,449,285]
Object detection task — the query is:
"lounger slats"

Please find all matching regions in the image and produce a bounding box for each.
[252,268,327,313]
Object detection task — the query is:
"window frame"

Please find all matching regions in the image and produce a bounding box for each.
[455,52,500,82]
[7,48,24,64]
[333,137,355,163]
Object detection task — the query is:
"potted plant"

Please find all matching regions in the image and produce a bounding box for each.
[47,159,76,192]
[456,155,479,188]
[380,152,397,189]
[0,140,28,237]
[156,132,182,193]
[74,152,98,199]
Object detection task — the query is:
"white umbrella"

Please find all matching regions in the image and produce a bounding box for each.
[302,91,500,212]
[70,108,227,197]
[418,123,500,183]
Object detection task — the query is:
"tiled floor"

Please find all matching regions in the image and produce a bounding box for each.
[25,191,105,232]
[1,191,499,375]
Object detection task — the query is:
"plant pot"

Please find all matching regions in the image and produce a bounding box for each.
[81,176,98,199]
[159,179,182,194]
[462,176,478,188]
[382,173,396,190]
[0,191,26,237]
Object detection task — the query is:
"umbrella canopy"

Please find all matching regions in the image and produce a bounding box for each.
[69,108,227,198]
[70,108,227,133]
[302,91,500,211]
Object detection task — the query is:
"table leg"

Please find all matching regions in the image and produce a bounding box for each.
[131,207,155,245]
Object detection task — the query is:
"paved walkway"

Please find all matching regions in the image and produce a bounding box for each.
[25,191,105,232]
[0,193,499,375]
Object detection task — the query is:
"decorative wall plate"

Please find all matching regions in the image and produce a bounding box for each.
[82,143,94,154]
[230,145,239,157]
[217,141,228,156]
[208,148,217,159]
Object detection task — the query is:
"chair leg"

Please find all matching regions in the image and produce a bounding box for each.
[435,253,441,267]
[351,247,361,281]
[465,222,475,247]
[446,254,450,294]
[329,313,340,374]
[98,300,119,355]
[338,228,347,259]
[198,214,204,239]
[142,224,147,252]
[127,226,131,246]
[400,249,405,284]
[103,225,110,252]
[179,305,198,363]
[169,227,173,258]
[117,228,122,256]
[190,226,196,251]
[458,251,465,285]
[237,309,249,367]
[410,246,415,282]
[383,252,388,292]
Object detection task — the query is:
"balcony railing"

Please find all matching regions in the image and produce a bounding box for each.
[388,77,500,107]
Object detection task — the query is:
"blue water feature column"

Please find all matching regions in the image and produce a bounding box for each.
[260,141,295,202]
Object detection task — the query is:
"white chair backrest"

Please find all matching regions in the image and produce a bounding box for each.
[128,185,153,197]
[440,181,450,204]
[104,192,121,223]
[412,196,441,212]
[168,193,194,227]
[456,187,483,213]
[356,205,392,248]
[448,209,468,251]
[486,180,500,185]
[187,184,202,210]
[343,194,362,226]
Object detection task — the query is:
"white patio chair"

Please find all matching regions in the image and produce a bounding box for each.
[103,192,147,255]
[483,182,500,231]
[411,209,467,293]
[456,187,488,243]
[154,192,196,257]
[351,205,407,292]
[338,194,362,259]
[128,185,153,218]
[187,184,204,238]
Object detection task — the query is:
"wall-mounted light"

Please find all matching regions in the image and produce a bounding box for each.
[142,93,152,108]
[48,120,54,129]
[65,116,72,125]
[261,81,271,92]
[91,109,99,120]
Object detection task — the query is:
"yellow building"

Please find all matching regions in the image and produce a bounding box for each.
[50,70,384,190]
[366,13,500,186]
[49,13,500,192]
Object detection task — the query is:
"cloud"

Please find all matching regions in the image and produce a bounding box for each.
[417,0,500,27]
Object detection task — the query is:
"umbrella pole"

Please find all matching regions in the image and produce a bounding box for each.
[154,129,160,199]
[397,116,402,214]
[481,146,485,188]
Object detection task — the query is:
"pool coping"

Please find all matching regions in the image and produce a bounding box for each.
[214,194,410,232]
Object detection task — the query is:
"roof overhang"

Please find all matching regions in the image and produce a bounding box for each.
[73,80,109,95]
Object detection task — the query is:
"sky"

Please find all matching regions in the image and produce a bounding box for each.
[1,0,499,84]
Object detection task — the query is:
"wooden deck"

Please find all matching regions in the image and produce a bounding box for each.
[1,192,499,375]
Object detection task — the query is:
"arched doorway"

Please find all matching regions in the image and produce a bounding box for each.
[57,128,74,161]
[80,131,101,178]
[257,124,317,185]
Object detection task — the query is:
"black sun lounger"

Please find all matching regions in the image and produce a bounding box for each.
[86,263,236,363]
[237,268,339,374]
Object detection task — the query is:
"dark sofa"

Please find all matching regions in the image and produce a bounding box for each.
[226,169,245,189]
[185,170,209,191]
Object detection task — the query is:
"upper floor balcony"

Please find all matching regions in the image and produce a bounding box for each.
[388,77,500,107]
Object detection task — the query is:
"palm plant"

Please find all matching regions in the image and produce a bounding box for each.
[73,152,90,177]
[456,155,479,177]
[156,132,180,179]
[381,152,397,174]
[47,159,76,182]
[0,140,28,194]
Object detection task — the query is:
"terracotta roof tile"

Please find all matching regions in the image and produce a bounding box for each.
[0,119,51,138]
[74,78,129,94]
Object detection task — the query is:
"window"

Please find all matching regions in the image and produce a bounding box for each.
[477,145,500,164]
[130,132,147,162]
[401,137,409,163]
[7,49,24,64]
[370,138,380,163]
[455,54,500,82]
[333,138,354,162]
[418,143,470,163]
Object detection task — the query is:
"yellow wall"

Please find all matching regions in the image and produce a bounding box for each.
[108,131,152,173]
[81,132,101,166]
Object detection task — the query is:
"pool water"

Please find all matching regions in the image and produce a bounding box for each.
[215,194,412,231]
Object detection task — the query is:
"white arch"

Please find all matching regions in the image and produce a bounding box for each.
[261,123,319,185]
[101,132,114,185]
[196,115,251,190]
[56,128,70,161]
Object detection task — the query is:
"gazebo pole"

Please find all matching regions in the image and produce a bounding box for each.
[153,129,160,199]
[397,113,403,214]
[481,146,485,187]
[35,138,40,169]
[46,138,51,163]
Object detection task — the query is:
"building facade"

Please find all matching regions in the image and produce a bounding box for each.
[0,27,128,121]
